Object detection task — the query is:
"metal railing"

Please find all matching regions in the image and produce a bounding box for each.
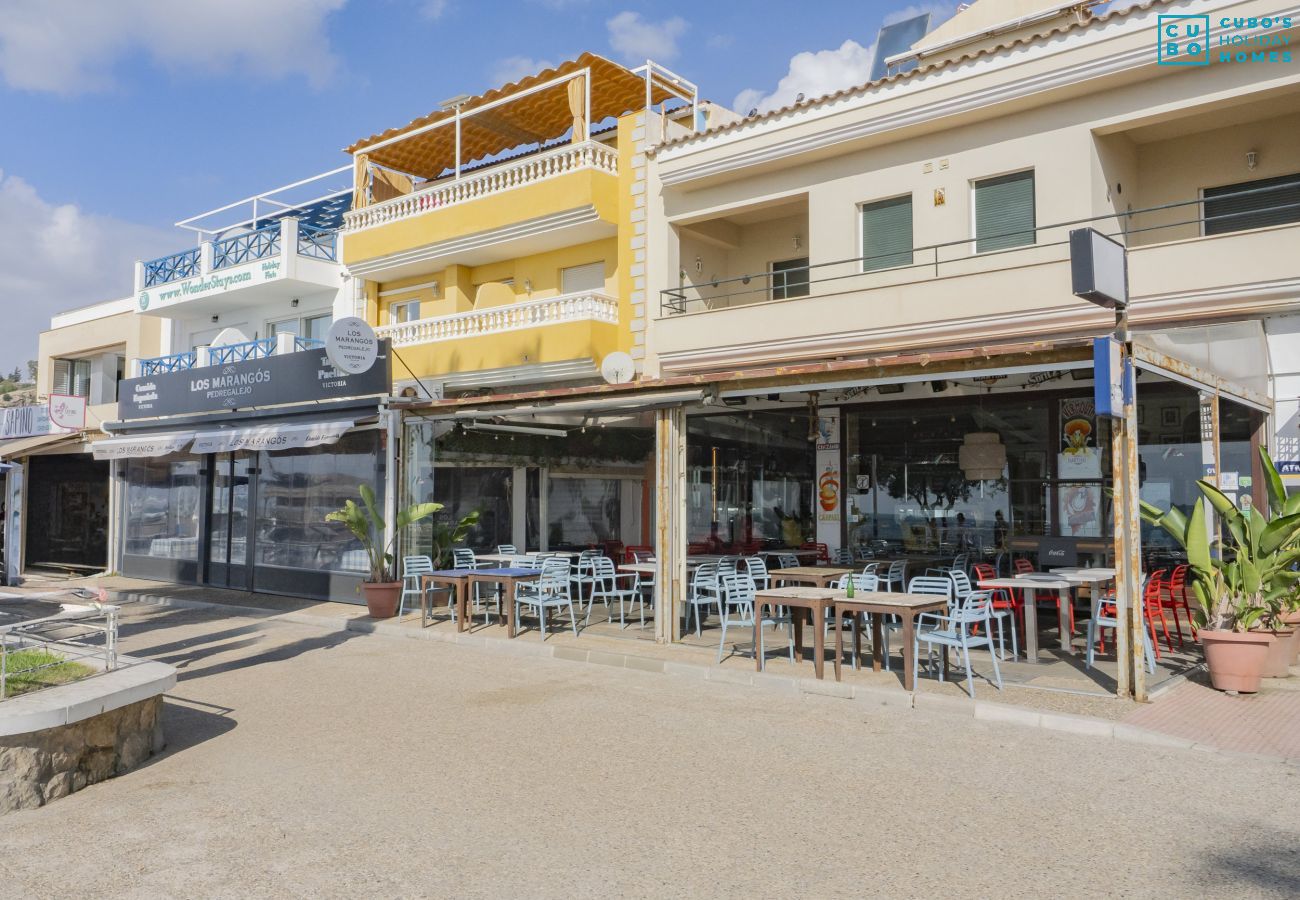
[294,336,325,351]
[1,593,119,700]
[212,222,282,270]
[375,290,619,347]
[139,350,198,376]
[208,338,276,365]
[296,223,338,261]
[142,247,201,288]
[661,181,1300,314]
[343,141,619,233]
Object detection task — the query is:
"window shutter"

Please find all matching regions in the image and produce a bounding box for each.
[861,195,913,271]
[53,359,71,395]
[72,359,92,399]
[974,170,1035,253]
[1203,173,1300,235]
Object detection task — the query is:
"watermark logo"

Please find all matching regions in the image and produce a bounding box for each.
[138,290,150,310]
[1159,15,1210,65]
[1159,15,1294,66]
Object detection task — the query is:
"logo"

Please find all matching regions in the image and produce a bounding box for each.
[138,290,150,310]
[1159,15,1210,65]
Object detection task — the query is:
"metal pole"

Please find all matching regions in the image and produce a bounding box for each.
[654,406,685,644]
[384,404,399,571]
[584,67,591,142]
[454,107,462,180]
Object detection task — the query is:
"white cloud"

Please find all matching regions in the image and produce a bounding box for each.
[420,0,450,19]
[731,2,958,114]
[0,0,347,95]
[491,56,556,86]
[0,171,178,365]
[606,11,687,63]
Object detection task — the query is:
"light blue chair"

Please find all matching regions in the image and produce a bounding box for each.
[881,560,907,592]
[716,572,793,667]
[913,590,1004,699]
[514,557,578,640]
[1086,576,1157,674]
[398,555,434,620]
[685,561,720,636]
[951,570,1017,661]
[588,557,643,628]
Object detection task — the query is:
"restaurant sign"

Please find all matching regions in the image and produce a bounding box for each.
[117,341,391,420]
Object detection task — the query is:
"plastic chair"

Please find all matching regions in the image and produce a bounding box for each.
[514,557,578,640]
[588,557,644,628]
[625,544,653,564]
[1086,577,1158,674]
[399,555,434,620]
[881,560,906,592]
[496,544,518,555]
[914,590,1004,699]
[973,562,1022,654]
[1162,564,1197,647]
[800,542,830,564]
[1143,570,1174,656]
[831,547,855,566]
[743,556,771,591]
[952,570,1017,661]
[906,576,953,602]
[685,562,721,635]
[716,572,793,667]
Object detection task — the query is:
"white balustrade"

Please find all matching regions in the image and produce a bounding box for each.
[375,291,619,347]
[343,141,619,233]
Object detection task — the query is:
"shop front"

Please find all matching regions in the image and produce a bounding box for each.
[100,343,391,602]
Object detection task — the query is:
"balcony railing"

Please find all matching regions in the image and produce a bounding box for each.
[212,223,281,270]
[142,247,201,288]
[293,336,325,351]
[376,290,619,347]
[343,141,619,234]
[209,338,276,365]
[661,181,1300,314]
[296,224,338,261]
[138,350,198,376]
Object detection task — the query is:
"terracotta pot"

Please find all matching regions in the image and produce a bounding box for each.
[1259,629,1296,678]
[1281,611,1300,666]
[361,581,402,619]
[1200,629,1271,693]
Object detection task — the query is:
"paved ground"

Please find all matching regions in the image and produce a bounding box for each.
[2,601,1298,898]
[1124,674,1300,758]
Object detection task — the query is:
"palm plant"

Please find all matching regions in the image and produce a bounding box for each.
[326,484,441,583]
[1139,446,1300,632]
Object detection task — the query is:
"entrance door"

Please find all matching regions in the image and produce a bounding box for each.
[207,452,254,589]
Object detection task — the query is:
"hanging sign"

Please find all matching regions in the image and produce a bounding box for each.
[326,316,379,375]
[48,394,87,430]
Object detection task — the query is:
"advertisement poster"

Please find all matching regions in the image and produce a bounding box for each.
[1058,398,1103,537]
[815,408,841,550]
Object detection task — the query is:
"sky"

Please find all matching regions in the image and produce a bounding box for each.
[0,0,978,368]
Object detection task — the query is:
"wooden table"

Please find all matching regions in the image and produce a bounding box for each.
[832,592,950,690]
[767,567,854,588]
[466,568,540,638]
[420,569,474,630]
[753,587,841,680]
[977,575,1076,662]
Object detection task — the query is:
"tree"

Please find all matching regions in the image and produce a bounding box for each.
[8,367,20,383]
[25,360,37,383]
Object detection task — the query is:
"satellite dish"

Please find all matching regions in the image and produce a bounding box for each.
[210,327,250,347]
[600,352,635,385]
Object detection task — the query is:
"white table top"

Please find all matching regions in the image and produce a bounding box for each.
[978,576,1074,590]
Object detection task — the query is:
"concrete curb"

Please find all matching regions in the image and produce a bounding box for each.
[0,654,176,737]
[125,592,1288,763]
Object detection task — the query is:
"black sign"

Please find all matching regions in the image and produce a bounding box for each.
[1037,537,1079,568]
[118,342,391,420]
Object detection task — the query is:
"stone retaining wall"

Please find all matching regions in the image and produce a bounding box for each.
[0,695,164,814]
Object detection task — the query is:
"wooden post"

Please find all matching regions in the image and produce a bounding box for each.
[655,405,686,644]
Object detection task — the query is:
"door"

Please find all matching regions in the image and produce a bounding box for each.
[207,452,254,589]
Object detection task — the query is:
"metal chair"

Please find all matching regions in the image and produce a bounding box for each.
[514,557,578,640]
[398,555,434,620]
[716,572,793,667]
[914,590,1004,699]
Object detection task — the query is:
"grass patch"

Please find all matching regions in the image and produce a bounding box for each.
[1,648,94,698]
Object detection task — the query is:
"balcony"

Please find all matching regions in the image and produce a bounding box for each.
[137,335,324,376]
[375,290,621,382]
[655,184,1300,372]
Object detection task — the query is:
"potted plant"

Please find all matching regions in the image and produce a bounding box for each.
[326,485,440,618]
[1139,447,1300,692]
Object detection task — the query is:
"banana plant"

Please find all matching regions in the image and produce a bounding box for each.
[1139,446,1300,633]
[326,484,442,583]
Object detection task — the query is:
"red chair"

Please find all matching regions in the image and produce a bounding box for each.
[974,562,1022,643]
[800,542,830,564]
[625,545,653,564]
[1161,564,1197,646]
[1144,570,1175,655]
[1013,558,1034,575]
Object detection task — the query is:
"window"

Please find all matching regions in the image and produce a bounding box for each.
[53,358,92,398]
[770,257,810,300]
[304,314,330,341]
[861,195,914,271]
[974,170,1035,253]
[389,300,420,325]
[268,318,299,338]
[1203,173,1300,235]
[560,261,605,294]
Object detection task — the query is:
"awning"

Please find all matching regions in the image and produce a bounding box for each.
[0,431,82,460]
[190,420,355,454]
[92,432,194,460]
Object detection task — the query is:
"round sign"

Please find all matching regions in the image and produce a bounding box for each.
[325,317,379,375]
[600,351,635,385]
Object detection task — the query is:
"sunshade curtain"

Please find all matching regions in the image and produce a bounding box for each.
[352,154,370,210]
[91,432,194,460]
[190,420,354,455]
[567,74,586,143]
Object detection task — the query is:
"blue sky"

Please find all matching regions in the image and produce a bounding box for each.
[0,0,968,366]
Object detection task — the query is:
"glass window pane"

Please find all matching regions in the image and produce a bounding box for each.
[305,315,330,341]
[268,318,299,338]
[771,257,810,300]
[123,455,201,561]
[547,477,620,548]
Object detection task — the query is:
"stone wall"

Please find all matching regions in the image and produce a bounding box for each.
[0,696,164,814]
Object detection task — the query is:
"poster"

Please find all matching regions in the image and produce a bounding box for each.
[1058,398,1103,537]
[815,408,841,550]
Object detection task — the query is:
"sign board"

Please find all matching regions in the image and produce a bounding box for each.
[137,258,282,314]
[1093,337,1127,418]
[117,341,391,420]
[0,405,53,439]
[1070,228,1128,309]
[1038,537,1079,568]
[48,394,87,430]
[325,317,379,375]
[814,407,841,553]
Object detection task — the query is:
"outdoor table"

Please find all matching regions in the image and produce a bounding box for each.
[767,566,854,588]
[977,575,1076,662]
[832,591,951,690]
[753,587,840,680]
[759,549,822,565]
[618,563,656,577]
[466,568,541,638]
[475,552,519,566]
[420,569,474,630]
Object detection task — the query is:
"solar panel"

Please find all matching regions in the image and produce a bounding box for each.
[869,13,933,82]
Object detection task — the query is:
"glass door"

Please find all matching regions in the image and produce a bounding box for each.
[207,452,253,589]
